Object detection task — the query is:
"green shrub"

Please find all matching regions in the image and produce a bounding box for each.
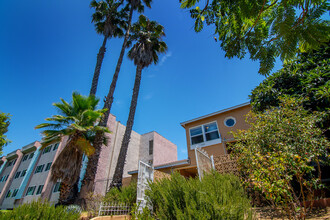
[0,201,80,220]
[146,171,252,220]
[104,181,137,205]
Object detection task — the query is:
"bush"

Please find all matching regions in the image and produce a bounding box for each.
[104,181,137,205]
[0,201,80,220]
[146,171,252,220]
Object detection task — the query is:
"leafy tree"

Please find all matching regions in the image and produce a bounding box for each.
[80,0,152,204]
[89,0,128,96]
[180,0,330,75]
[250,43,330,137]
[0,112,11,154]
[35,92,109,205]
[110,15,167,187]
[230,97,330,219]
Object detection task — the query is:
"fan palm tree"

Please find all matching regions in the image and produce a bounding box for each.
[79,0,152,204]
[110,15,167,187]
[35,92,109,205]
[89,0,128,96]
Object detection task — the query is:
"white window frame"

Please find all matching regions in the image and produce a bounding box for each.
[189,121,221,150]
[224,116,236,127]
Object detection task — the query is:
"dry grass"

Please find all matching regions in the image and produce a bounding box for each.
[255,207,330,220]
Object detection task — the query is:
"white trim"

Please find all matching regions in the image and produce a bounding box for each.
[189,121,221,149]
[180,102,250,127]
[224,116,236,127]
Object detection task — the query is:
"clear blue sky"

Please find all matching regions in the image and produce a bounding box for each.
[0,0,282,159]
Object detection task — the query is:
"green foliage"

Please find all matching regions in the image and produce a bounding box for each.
[250,43,330,138]
[131,203,154,220]
[146,171,252,220]
[35,92,110,184]
[90,0,128,38]
[0,112,11,154]
[0,201,80,220]
[180,0,330,75]
[104,181,137,205]
[230,97,330,218]
[128,15,168,68]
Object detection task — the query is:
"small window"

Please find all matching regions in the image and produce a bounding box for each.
[53,143,59,151]
[149,140,153,155]
[7,161,13,167]
[53,182,61,193]
[12,189,19,197]
[22,155,29,161]
[36,185,44,195]
[43,146,52,154]
[13,159,17,165]
[29,153,34,159]
[189,122,220,146]
[6,190,11,198]
[35,164,45,174]
[5,175,9,181]
[224,117,236,127]
[21,170,27,177]
[45,162,52,171]
[25,186,36,196]
[14,171,21,179]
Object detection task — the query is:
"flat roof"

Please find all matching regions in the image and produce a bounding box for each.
[128,159,190,175]
[180,102,250,127]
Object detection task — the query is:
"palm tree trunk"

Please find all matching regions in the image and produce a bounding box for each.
[110,64,143,188]
[89,35,108,96]
[101,6,134,126]
[78,6,134,206]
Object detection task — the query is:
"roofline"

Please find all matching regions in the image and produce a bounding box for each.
[180,102,250,127]
[128,159,190,175]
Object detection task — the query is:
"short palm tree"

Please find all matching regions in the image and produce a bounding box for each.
[110,15,167,187]
[35,92,109,205]
[89,0,128,96]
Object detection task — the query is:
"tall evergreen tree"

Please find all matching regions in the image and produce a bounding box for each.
[79,0,152,205]
[110,15,167,187]
[89,0,128,96]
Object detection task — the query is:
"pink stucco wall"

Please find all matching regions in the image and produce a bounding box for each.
[153,132,177,166]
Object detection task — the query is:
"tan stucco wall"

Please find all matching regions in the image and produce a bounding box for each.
[184,105,251,165]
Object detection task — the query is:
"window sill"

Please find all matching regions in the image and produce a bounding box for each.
[190,138,222,150]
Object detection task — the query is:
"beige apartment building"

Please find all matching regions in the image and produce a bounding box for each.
[0,114,177,209]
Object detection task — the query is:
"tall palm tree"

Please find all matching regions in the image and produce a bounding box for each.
[89,0,128,96]
[110,15,167,187]
[35,92,109,205]
[79,0,152,204]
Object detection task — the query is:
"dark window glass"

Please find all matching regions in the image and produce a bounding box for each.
[205,131,220,141]
[149,140,153,155]
[225,118,235,127]
[191,135,204,145]
[36,185,44,195]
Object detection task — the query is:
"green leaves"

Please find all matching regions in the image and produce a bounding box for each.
[0,112,11,153]
[181,0,330,75]
[230,97,330,217]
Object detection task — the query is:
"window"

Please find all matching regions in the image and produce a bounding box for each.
[149,140,153,155]
[0,176,3,182]
[22,154,29,161]
[21,169,27,177]
[12,189,18,197]
[6,190,11,198]
[29,153,34,159]
[36,185,44,195]
[53,143,59,151]
[53,182,61,193]
[25,186,36,196]
[13,159,17,165]
[34,164,45,173]
[43,146,52,154]
[7,160,13,167]
[224,116,236,127]
[189,122,221,148]
[45,162,52,171]
[14,171,21,179]
[5,175,9,181]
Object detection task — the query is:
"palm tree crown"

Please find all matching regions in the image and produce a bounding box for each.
[128,15,167,68]
[35,92,110,183]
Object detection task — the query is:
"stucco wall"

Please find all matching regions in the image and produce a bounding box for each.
[184,105,251,165]
[153,132,177,166]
